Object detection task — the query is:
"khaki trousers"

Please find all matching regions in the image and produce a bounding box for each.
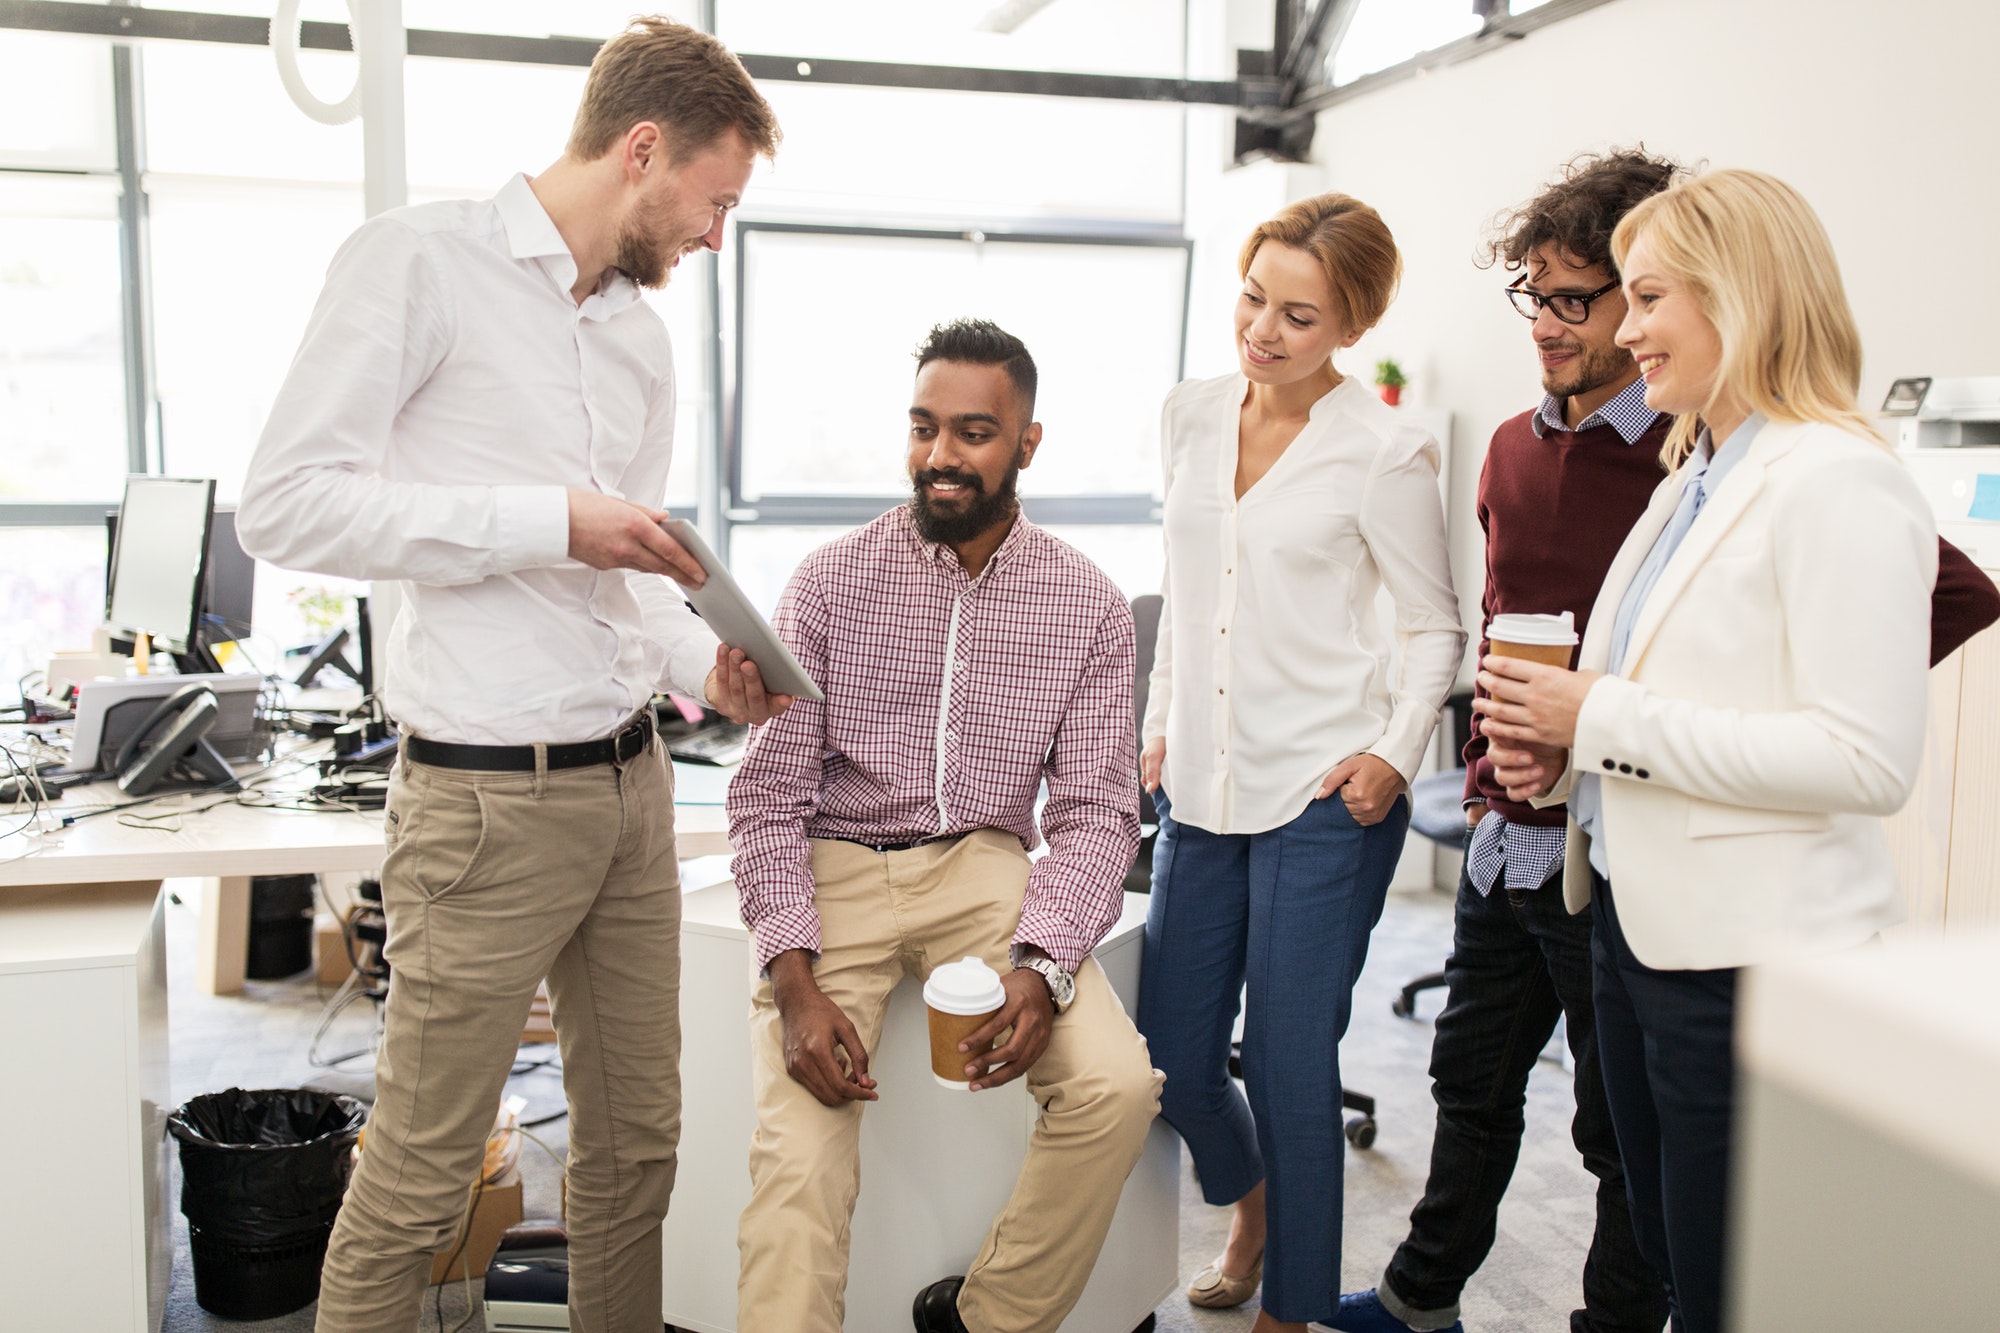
[737,830,1162,1333]
[316,736,681,1333]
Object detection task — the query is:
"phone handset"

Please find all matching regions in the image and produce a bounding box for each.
[114,683,241,797]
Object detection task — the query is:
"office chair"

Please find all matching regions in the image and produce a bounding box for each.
[1125,594,1379,1150]
[1390,690,1476,1021]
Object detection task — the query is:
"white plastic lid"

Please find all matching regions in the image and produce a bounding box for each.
[923,956,1006,1015]
[1487,611,1578,647]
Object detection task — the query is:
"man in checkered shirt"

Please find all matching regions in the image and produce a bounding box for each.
[727,318,1162,1333]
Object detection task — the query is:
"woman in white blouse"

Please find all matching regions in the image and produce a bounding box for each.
[1137,193,1465,1332]
[1475,170,1934,1333]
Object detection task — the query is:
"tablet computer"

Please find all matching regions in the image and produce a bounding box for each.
[659,518,825,703]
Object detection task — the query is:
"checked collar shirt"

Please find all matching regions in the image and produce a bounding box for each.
[726,506,1141,973]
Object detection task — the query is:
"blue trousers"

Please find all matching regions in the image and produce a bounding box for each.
[1138,787,1409,1324]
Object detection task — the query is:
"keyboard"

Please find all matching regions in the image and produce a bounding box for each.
[665,724,748,767]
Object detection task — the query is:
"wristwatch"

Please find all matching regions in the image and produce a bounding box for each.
[1018,956,1076,1014]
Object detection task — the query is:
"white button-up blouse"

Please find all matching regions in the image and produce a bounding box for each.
[1142,373,1465,835]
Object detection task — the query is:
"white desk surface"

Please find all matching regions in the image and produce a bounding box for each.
[1740,932,2000,1192]
[0,882,164,974]
[0,773,731,889]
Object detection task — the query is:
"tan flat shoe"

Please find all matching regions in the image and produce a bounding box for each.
[1186,1255,1262,1309]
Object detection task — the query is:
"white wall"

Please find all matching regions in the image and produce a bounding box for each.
[1298,0,2000,652]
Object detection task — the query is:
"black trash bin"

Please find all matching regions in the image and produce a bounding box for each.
[245,874,317,979]
[167,1087,368,1320]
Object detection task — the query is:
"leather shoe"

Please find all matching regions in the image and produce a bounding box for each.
[912,1275,971,1333]
[1328,1288,1465,1332]
[1185,1254,1261,1308]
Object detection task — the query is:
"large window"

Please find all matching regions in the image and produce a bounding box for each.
[734,225,1187,504]
[0,177,127,504]
[3,2,1215,702]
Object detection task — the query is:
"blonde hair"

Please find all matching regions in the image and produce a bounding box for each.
[567,17,780,164]
[1610,169,1878,471]
[1239,193,1402,335]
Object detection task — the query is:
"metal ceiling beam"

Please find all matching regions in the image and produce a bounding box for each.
[0,0,1279,107]
[1278,0,1361,88]
[1277,0,1625,122]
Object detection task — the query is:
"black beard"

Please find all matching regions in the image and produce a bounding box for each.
[1539,335,1635,404]
[909,463,1021,544]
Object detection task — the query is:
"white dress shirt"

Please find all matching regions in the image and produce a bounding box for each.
[239,175,718,745]
[1143,373,1465,835]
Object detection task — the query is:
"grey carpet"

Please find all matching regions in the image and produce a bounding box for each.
[159,878,1597,1332]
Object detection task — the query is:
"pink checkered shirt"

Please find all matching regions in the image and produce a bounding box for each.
[727,506,1140,972]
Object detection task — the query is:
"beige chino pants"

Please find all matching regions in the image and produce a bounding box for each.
[315,735,681,1333]
[737,830,1163,1333]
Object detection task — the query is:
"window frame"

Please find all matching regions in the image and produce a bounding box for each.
[722,219,1188,554]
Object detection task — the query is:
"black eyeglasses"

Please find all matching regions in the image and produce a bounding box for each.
[1506,275,1621,325]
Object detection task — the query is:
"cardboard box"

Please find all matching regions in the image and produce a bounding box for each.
[314,911,355,986]
[429,1166,524,1285]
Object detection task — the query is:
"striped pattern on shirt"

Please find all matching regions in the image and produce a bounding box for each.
[727,506,1140,972]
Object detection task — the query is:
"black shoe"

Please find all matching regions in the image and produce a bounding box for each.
[912,1276,971,1333]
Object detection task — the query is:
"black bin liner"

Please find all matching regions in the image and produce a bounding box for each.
[168,1088,367,1320]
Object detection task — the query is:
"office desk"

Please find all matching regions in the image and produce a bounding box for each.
[1735,936,2000,1328]
[0,772,731,994]
[0,765,731,1333]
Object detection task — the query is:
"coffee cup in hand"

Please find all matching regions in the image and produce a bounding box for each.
[923,956,1006,1090]
[1487,611,1579,670]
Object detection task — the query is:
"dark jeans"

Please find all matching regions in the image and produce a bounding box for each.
[1138,788,1409,1325]
[1591,876,1738,1333]
[1384,860,1668,1333]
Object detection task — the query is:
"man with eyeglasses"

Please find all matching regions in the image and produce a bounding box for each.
[1334,150,2000,1333]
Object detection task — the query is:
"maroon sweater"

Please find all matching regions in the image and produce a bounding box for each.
[1463,410,2000,827]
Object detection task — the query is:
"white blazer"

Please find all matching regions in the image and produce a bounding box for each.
[1537,419,1937,971]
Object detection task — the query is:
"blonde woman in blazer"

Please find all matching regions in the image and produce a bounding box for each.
[1471,171,1934,1333]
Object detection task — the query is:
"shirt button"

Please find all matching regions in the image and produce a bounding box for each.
[1635,768,1650,780]
[1602,759,1616,771]
[1217,688,1225,695]
[1618,763,1633,774]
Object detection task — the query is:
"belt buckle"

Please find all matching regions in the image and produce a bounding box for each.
[615,716,650,763]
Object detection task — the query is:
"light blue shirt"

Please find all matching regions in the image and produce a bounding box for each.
[1575,414,1766,879]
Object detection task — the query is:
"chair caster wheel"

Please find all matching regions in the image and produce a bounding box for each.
[1345,1114,1377,1150]
[1391,992,1415,1018]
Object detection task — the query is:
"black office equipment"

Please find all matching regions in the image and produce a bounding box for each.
[112,682,241,796]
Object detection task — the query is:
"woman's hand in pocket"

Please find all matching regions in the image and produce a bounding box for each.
[1317,752,1406,826]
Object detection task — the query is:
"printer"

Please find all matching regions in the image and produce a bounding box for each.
[1888,376,2000,573]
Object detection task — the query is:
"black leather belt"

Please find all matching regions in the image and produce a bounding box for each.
[837,834,962,854]
[406,712,655,772]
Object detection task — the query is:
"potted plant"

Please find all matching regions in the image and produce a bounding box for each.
[1374,358,1407,407]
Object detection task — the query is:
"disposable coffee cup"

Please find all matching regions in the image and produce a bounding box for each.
[1487,611,1578,669]
[923,956,1006,1090]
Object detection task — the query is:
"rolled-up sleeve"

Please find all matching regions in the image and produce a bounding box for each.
[727,564,832,970]
[1018,601,1141,970]
[237,217,569,583]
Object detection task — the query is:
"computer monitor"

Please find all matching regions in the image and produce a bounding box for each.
[105,476,217,664]
[201,507,256,642]
[105,500,259,656]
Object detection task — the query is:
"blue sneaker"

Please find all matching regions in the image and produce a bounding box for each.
[1326,1288,1465,1333]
